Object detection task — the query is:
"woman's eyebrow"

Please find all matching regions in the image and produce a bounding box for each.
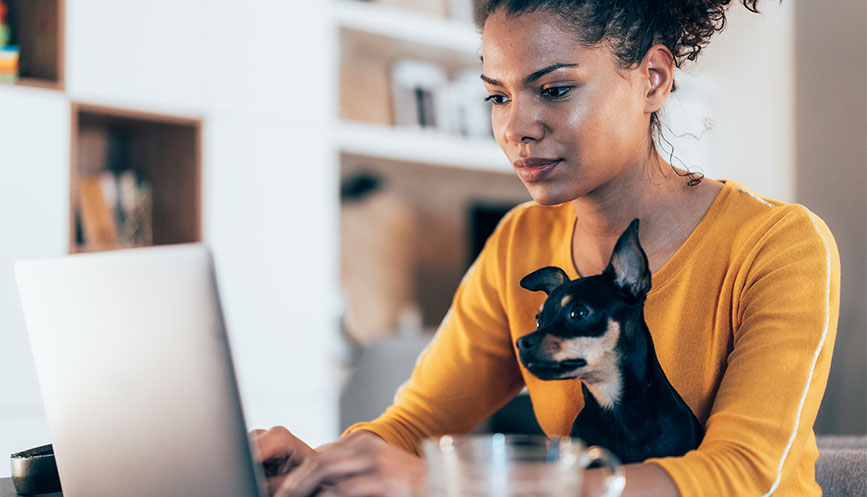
[480,63,580,87]
[525,63,579,83]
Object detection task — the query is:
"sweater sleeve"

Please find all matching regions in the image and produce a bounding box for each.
[343,209,526,455]
[647,205,841,496]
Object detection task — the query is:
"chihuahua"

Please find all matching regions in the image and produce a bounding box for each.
[516,219,703,464]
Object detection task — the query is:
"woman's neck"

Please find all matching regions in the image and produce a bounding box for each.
[570,155,722,277]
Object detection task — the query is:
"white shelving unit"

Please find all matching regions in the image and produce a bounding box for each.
[335,0,480,56]
[334,0,510,175]
[338,120,509,172]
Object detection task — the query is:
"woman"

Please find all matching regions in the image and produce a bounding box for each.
[254,1,840,495]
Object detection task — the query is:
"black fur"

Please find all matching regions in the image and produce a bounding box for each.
[517,219,703,464]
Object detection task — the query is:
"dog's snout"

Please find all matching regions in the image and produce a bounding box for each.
[517,333,541,352]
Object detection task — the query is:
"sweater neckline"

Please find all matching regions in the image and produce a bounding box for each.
[560,180,736,292]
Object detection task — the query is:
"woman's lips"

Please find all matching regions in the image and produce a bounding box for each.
[513,158,561,182]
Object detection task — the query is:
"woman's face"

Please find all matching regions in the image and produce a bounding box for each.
[481,9,655,206]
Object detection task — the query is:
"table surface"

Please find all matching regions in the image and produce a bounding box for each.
[0,478,62,497]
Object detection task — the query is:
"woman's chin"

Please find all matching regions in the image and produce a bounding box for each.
[524,184,575,206]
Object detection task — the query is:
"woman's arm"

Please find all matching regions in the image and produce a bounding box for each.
[646,205,841,496]
[267,432,680,497]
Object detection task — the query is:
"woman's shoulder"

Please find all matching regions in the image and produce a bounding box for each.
[711,180,837,260]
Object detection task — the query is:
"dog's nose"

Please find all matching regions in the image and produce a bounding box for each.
[516,333,540,352]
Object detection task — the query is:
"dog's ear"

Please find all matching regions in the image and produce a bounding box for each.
[520,266,569,295]
[604,219,651,300]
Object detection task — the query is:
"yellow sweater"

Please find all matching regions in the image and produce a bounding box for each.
[346,180,840,497]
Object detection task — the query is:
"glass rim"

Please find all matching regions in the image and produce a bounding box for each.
[421,433,588,453]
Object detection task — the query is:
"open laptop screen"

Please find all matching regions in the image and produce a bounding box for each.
[15,245,265,497]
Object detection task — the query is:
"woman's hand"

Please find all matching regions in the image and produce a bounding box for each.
[275,431,426,497]
[250,426,317,496]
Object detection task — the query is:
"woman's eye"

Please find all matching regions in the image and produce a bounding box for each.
[484,94,510,105]
[570,308,588,320]
[542,86,573,99]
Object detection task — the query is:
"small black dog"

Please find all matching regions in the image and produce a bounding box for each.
[516,219,703,464]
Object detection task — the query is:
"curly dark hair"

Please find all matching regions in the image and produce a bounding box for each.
[473,0,761,68]
[474,0,767,185]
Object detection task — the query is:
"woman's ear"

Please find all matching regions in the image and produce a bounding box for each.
[642,45,675,113]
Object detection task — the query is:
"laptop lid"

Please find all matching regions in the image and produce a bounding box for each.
[15,244,265,497]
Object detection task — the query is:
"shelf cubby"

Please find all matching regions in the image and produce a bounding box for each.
[70,103,202,253]
[4,0,64,89]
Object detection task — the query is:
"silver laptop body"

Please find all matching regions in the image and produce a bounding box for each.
[15,244,266,497]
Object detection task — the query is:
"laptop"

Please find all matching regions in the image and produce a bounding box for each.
[15,244,266,497]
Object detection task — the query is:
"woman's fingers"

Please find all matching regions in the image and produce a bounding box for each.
[252,426,313,462]
[248,426,317,496]
[273,432,424,497]
[274,447,377,497]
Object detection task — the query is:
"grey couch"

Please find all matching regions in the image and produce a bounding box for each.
[816,435,867,497]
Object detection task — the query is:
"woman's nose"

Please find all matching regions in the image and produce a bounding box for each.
[501,100,544,144]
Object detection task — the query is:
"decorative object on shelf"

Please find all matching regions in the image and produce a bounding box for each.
[391,58,448,130]
[116,170,153,248]
[339,172,421,346]
[373,0,447,18]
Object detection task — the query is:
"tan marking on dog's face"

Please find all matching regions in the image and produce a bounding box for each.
[560,295,572,308]
[549,320,623,408]
[537,334,562,356]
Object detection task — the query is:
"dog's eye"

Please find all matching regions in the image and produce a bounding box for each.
[535,316,542,328]
[570,307,589,320]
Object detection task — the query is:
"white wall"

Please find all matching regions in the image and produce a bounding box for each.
[663,1,795,202]
[0,86,70,468]
[202,0,341,446]
[794,0,867,435]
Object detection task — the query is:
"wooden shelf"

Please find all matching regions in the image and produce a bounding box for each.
[3,0,64,89]
[70,103,202,253]
[337,120,509,173]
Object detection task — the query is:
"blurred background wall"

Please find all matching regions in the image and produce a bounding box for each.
[0,0,863,477]
[794,0,867,435]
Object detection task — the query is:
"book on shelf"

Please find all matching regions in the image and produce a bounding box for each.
[76,171,153,252]
[78,175,118,251]
[389,58,493,139]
